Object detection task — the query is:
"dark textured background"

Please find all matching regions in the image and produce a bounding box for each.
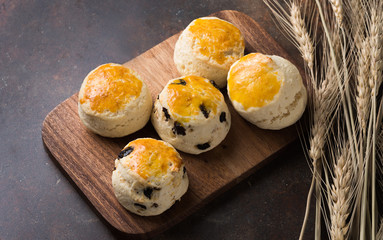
[0,0,315,239]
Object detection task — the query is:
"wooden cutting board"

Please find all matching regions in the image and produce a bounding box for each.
[42,10,301,238]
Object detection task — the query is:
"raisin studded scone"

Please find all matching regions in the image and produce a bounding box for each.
[174,17,245,88]
[151,75,231,154]
[227,53,307,130]
[78,63,152,137]
[112,138,188,216]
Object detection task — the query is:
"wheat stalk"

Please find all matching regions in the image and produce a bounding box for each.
[288,3,324,239]
[289,3,342,239]
[379,127,383,157]
[367,2,382,237]
[263,0,383,239]
[299,5,343,240]
[378,219,383,240]
[353,36,371,240]
[327,0,360,167]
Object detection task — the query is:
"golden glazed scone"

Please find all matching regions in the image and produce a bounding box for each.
[112,138,189,216]
[174,17,245,88]
[151,75,231,154]
[227,53,307,130]
[78,63,152,137]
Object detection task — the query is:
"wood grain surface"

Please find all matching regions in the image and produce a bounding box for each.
[42,10,300,238]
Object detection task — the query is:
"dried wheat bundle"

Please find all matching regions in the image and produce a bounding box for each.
[264,0,383,239]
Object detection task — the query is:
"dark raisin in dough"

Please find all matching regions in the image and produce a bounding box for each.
[157,94,159,100]
[219,112,226,122]
[143,187,153,199]
[199,104,210,118]
[134,203,147,210]
[162,107,171,121]
[171,79,187,85]
[113,167,116,171]
[152,203,159,208]
[209,80,219,89]
[172,121,186,136]
[196,142,210,150]
[118,146,134,159]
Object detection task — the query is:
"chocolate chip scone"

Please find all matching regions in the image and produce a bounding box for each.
[112,138,188,216]
[151,75,231,154]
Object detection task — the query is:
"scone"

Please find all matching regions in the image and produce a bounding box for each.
[151,75,231,154]
[174,17,245,88]
[227,53,307,130]
[112,138,188,216]
[78,63,152,137]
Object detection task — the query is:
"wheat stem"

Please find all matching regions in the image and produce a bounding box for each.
[299,176,315,240]
[368,2,382,237]
[377,218,383,240]
[360,106,374,240]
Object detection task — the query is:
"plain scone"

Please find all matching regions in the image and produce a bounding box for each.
[78,63,152,137]
[227,53,307,130]
[174,17,245,88]
[112,138,189,216]
[151,76,231,154]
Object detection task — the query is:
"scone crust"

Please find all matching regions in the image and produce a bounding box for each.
[174,17,245,88]
[227,53,307,130]
[78,63,152,137]
[112,138,189,216]
[151,76,231,154]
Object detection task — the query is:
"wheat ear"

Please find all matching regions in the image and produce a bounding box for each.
[289,2,315,73]
[328,0,343,27]
[330,147,353,240]
[356,38,371,137]
[349,0,366,50]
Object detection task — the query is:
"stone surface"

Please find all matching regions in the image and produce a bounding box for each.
[0,0,314,239]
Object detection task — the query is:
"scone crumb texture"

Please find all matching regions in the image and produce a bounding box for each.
[228,53,281,110]
[189,18,244,65]
[79,63,142,113]
[165,76,223,122]
[121,138,182,179]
